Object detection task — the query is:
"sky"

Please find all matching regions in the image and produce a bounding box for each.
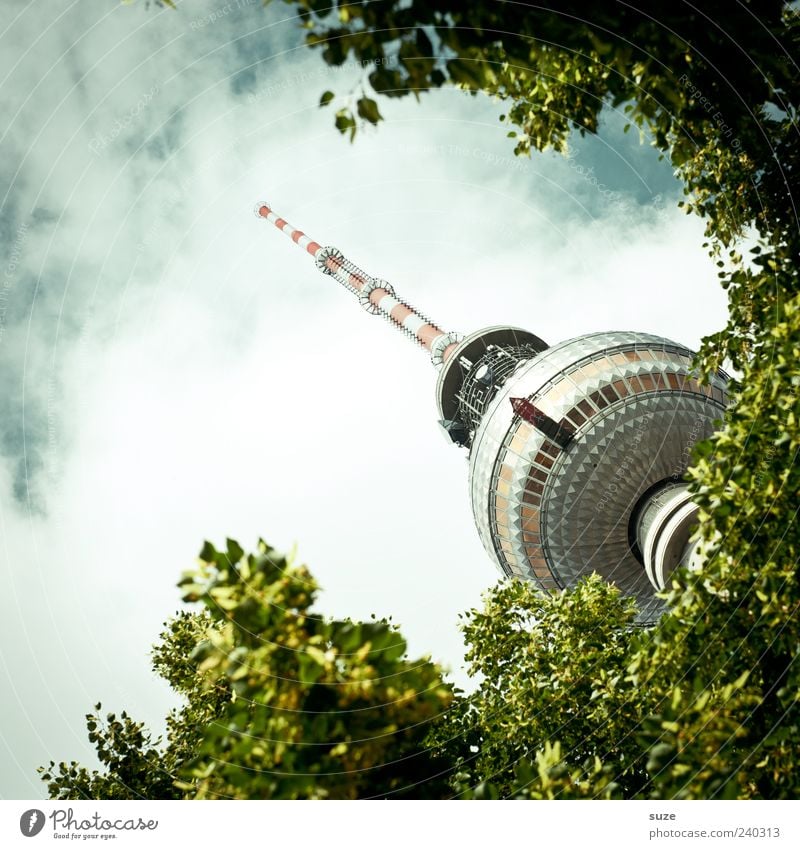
[0,0,730,798]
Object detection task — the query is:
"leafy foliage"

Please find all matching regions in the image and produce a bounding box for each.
[438,502,797,799]
[41,540,454,799]
[179,539,453,799]
[39,611,221,800]
[431,576,645,798]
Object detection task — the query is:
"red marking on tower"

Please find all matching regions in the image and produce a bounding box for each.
[510,398,573,448]
[255,200,459,364]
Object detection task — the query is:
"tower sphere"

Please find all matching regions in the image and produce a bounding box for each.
[438,328,728,622]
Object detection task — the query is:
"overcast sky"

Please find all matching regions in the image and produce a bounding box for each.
[0,0,730,798]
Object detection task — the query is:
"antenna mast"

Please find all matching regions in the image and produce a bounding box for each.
[255,202,461,366]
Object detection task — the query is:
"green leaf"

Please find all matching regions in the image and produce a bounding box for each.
[334,108,356,138]
[356,97,382,125]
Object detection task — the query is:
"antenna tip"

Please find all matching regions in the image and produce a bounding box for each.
[254,201,270,218]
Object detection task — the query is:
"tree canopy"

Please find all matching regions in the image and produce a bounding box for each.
[41,539,454,799]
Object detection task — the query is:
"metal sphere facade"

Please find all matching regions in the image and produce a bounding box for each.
[469,331,728,621]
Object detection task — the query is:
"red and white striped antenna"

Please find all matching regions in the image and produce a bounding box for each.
[255,201,462,367]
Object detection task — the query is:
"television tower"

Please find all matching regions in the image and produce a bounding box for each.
[256,202,728,622]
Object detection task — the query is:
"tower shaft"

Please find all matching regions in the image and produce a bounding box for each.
[256,203,461,366]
